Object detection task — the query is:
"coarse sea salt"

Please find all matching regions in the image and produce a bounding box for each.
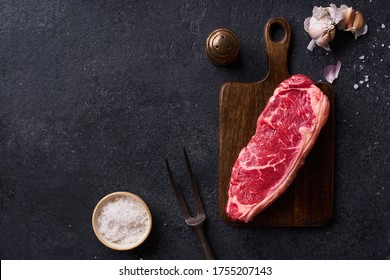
[97,196,150,245]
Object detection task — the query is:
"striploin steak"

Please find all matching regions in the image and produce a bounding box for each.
[225,74,330,223]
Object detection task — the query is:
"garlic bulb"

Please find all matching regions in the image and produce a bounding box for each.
[304,5,339,51]
[304,4,368,51]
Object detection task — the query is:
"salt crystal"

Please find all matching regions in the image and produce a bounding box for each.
[364,75,369,82]
[97,196,150,245]
[359,55,365,59]
[382,44,385,47]
[381,24,386,28]
[353,84,359,89]
[359,80,364,84]
[366,83,370,88]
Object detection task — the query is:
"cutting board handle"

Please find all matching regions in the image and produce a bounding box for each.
[264,17,291,82]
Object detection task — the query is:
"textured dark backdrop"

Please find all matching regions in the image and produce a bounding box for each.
[0,0,389,259]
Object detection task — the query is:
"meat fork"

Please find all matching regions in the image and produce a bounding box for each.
[165,148,215,260]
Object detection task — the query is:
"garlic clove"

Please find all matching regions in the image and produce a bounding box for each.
[345,8,356,30]
[346,11,365,33]
[316,32,331,51]
[336,6,355,30]
[352,12,364,31]
[315,28,335,51]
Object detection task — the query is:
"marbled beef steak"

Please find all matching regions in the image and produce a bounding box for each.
[225,74,330,223]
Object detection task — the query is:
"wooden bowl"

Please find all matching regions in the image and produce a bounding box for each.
[92,192,152,251]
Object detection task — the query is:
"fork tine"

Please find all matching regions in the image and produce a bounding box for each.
[183,148,205,215]
[165,158,192,219]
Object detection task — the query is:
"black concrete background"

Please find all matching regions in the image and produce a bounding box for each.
[0,0,389,260]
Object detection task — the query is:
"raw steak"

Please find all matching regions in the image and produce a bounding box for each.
[225,74,330,223]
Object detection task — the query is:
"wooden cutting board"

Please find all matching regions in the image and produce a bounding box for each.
[218,18,334,227]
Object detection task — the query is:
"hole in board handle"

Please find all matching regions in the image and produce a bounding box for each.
[269,22,286,43]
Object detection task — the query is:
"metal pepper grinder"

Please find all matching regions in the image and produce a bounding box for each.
[205,28,239,66]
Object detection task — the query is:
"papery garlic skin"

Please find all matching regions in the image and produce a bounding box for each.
[323,61,342,83]
[354,24,368,39]
[326,3,344,25]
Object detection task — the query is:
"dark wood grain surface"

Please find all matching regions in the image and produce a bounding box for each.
[218,18,335,226]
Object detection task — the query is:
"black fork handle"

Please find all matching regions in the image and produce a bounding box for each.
[192,223,215,260]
